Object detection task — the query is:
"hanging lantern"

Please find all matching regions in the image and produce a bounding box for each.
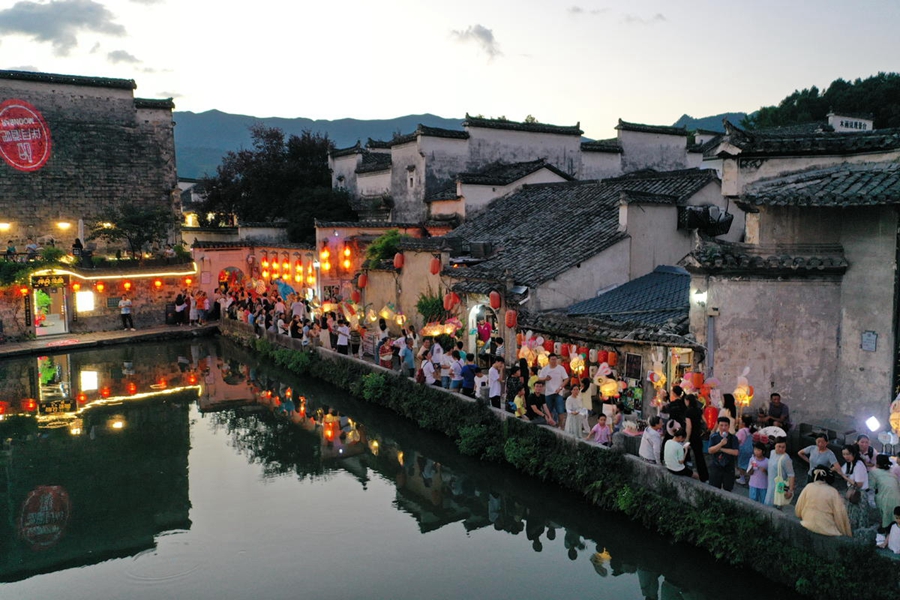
[272,260,280,272]
[295,260,303,271]
[443,293,453,311]
[184,277,192,286]
[351,289,361,303]
[358,272,368,289]
[430,256,441,275]
[71,281,81,292]
[577,346,590,358]
[322,260,331,272]
[560,344,570,358]
[154,279,163,290]
[505,309,517,328]
[489,290,501,310]
[597,350,608,364]
[450,292,460,306]
[282,260,290,271]
[123,281,132,292]
[589,348,598,363]
[262,269,269,279]
[692,372,704,389]
[320,246,330,261]
[607,351,618,367]
[543,340,554,353]
[703,404,719,431]
[393,252,404,269]
[95,282,105,293]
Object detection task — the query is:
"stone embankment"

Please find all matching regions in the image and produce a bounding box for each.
[219,319,899,600]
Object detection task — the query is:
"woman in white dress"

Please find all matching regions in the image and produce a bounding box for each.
[564,386,589,436]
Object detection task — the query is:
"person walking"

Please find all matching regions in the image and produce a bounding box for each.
[119,295,135,330]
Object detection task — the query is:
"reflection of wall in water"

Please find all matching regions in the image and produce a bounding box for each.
[0,394,192,582]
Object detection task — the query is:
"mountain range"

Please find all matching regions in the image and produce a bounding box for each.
[173,110,752,179]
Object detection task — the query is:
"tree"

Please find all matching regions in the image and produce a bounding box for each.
[199,125,356,244]
[87,202,176,260]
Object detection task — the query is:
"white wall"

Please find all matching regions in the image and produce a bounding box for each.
[466,127,582,176]
[389,141,426,222]
[329,153,360,196]
[357,169,391,197]
[532,238,631,311]
[461,168,570,218]
[581,151,622,180]
[619,130,688,173]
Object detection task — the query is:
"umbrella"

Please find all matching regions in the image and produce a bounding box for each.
[758,426,786,438]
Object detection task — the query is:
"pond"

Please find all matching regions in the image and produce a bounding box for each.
[0,338,796,599]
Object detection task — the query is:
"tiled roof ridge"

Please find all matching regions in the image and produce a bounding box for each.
[740,161,900,207]
[616,119,688,136]
[464,113,583,136]
[366,138,392,149]
[685,238,849,276]
[605,167,717,182]
[0,69,136,90]
[135,98,175,110]
[722,119,900,156]
[355,152,392,174]
[456,158,575,186]
[390,124,469,146]
[519,179,601,191]
[330,142,362,157]
[581,139,623,153]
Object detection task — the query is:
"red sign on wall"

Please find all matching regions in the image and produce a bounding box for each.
[0,99,52,172]
[18,485,71,551]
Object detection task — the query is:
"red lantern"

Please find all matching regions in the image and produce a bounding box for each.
[560,344,570,357]
[71,282,81,292]
[505,309,517,328]
[577,346,590,358]
[127,382,137,395]
[443,293,453,311]
[351,289,361,303]
[489,290,501,310]
[358,273,368,289]
[703,405,719,431]
[450,292,460,306]
[393,253,404,269]
[77,393,88,404]
[607,351,618,367]
[430,257,441,275]
[22,398,37,412]
[123,281,132,292]
[154,279,163,290]
[95,282,105,293]
[99,387,110,398]
[0,401,8,415]
[543,340,554,352]
[19,286,28,296]
[692,372,704,389]
[597,350,608,364]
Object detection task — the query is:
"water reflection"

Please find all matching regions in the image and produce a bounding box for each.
[0,339,793,599]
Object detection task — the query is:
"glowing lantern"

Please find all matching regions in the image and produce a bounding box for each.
[430,256,441,275]
[0,401,8,415]
[703,404,719,430]
[295,260,302,271]
[358,273,368,289]
[77,393,88,404]
[154,279,163,290]
[283,260,290,271]
[342,258,351,270]
[505,309,517,328]
[607,351,618,367]
[121,281,131,292]
[570,354,585,375]
[262,256,270,268]
[489,290,501,310]
[184,277,192,286]
[187,373,198,385]
[272,261,280,272]
[322,261,331,272]
[320,246,330,261]
[100,387,111,398]
[70,281,81,292]
[733,367,753,406]
[351,289,361,303]
[393,252,404,270]
[95,282,105,293]
[262,270,269,279]
[22,398,37,411]
[157,377,167,389]
[127,382,137,395]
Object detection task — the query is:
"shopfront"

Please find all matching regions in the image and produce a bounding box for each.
[30,274,69,336]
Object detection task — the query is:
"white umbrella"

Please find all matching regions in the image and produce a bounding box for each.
[758,426,787,438]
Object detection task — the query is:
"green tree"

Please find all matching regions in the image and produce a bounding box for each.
[363,229,406,268]
[87,202,176,260]
[199,125,355,244]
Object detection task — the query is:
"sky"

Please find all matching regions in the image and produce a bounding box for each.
[1,0,899,140]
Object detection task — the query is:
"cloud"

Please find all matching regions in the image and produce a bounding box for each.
[622,13,666,25]
[129,0,163,4]
[108,49,140,64]
[0,0,125,56]
[7,65,39,72]
[451,24,502,60]
[157,91,182,99]
[568,6,608,15]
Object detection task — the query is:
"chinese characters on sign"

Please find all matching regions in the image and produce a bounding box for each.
[31,275,68,288]
[0,98,52,172]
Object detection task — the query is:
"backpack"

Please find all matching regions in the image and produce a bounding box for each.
[415,368,426,384]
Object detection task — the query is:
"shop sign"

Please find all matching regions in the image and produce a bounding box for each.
[18,485,71,551]
[31,275,68,288]
[39,399,76,415]
[0,99,52,172]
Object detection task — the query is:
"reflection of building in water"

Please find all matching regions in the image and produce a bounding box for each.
[0,389,192,582]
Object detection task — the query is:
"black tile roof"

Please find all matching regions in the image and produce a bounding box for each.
[464,114,583,136]
[520,310,698,348]
[366,138,392,149]
[741,162,900,207]
[457,159,574,186]
[683,239,848,277]
[135,98,175,110]
[390,124,469,146]
[192,241,314,250]
[355,152,392,174]
[398,237,451,251]
[753,121,833,135]
[425,180,459,202]
[0,69,136,90]
[616,119,688,137]
[316,220,421,229]
[444,169,719,288]
[581,139,623,153]
[567,265,689,325]
[720,120,900,158]
[330,142,362,158]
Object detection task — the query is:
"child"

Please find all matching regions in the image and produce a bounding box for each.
[511,386,527,418]
[586,414,612,446]
[877,506,900,554]
[746,441,769,503]
[473,368,488,400]
[736,415,754,485]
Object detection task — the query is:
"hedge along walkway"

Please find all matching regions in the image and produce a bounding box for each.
[220,320,899,600]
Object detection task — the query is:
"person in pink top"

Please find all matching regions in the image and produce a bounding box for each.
[746,442,769,503]
[586,414,612,446]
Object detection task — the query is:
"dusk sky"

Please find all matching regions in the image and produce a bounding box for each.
[1,0,898,139]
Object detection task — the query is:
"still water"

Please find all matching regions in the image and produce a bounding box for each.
[0,338,796,600]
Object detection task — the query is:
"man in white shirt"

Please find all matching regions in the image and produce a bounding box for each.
[639,416,663,464]
[538,353,568,429]
[488,357,504,409]
[430,339,444,368]
[336,320,351,355]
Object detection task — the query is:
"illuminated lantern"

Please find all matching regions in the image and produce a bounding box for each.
[295,260,302,271]
[157,377,167,389]
[295,274,302,283]
[703,404,719,431]
[127,382,137,395]
[187,373,198,385]
[607,351,618,367]
[322,261,331,272]
[100,387,111,398]
[154,279,163,290]
[351,289,361,303]
[77,393,88,404]
[733,367,753,406]
[577,346,589,358]
[22,398,37,412]
[430,256,441,275]
[262,256,270,268]
[342,258,351,270]
[505,309,517,328]
[358,273,368,289]
[320,246,330,261]
[95,282,105,293]
[122,281,132,292]
[0,401,8,415]
[262,269,269,279]
[597,350,608,364]
[272,261,280,272]
[19,286,28,296]
[184,277,192,286]
[71,281,81,292]
[393,252,404,270]
[489,290,501,310]
[283,260,290,271]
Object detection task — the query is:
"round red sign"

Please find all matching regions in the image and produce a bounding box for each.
[18,485,71,551]
[0,98,52,172]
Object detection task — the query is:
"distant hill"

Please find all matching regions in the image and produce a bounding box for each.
[671,112,750,132]
[173,110,464,179]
